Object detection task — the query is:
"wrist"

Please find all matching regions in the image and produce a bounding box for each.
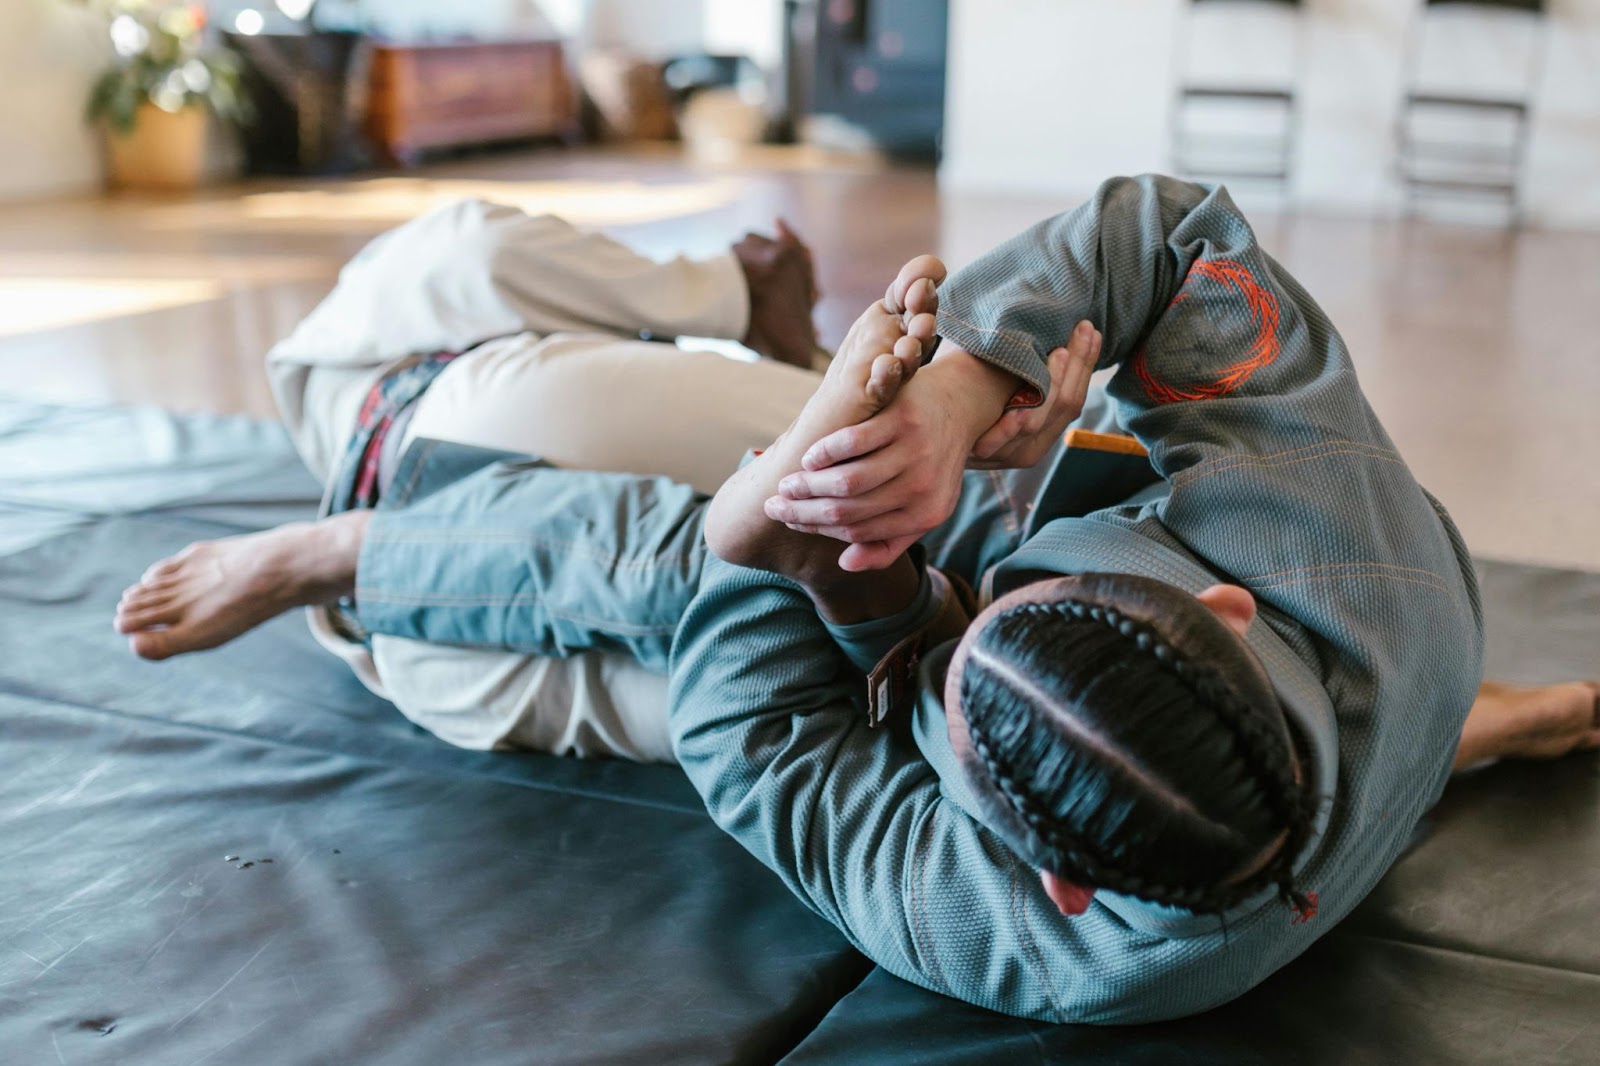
[801,552,920,626]
[928,344,1021,437]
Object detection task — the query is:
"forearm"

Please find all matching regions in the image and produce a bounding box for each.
[707,449,920,623]
[935,173,1391,472]
[666,556,938,959]
[799,551,920,625]
[977,177,1486,743]
[936,174,1206,395]
[923,343,1027,443]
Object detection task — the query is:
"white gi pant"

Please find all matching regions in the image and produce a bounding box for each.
[268,199,818,762]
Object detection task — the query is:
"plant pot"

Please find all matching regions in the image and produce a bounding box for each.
[104,103,209,191]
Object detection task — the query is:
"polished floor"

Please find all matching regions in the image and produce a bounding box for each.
[1,146,1595,571]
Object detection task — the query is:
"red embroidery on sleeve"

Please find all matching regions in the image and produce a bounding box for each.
[1290,891,1320,925]
[1005,384,1045,410]
[1131,258,1283,404]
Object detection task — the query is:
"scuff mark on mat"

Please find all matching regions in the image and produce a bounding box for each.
[165,932,280,1033]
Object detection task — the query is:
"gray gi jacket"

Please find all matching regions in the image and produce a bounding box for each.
[668,175,1484,1022]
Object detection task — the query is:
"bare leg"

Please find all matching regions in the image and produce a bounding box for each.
[114,511,372,661]
[1454,679,1600,771]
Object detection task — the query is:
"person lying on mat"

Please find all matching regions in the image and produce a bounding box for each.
[115,178,1600,1023]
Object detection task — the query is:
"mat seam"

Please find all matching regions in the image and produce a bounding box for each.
[1331,926,1600,982]
[0,685,708,818]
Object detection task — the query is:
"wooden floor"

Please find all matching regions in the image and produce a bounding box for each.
[2,145,1596,572]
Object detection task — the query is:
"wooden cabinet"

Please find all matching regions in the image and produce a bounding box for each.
[366,39,577,165]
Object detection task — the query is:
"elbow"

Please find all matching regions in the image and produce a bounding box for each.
[973,945,1267,1026]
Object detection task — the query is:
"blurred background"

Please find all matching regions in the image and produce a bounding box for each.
[1,0,1597,569]
[8,0,1597,219]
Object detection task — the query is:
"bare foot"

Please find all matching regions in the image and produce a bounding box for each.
[704,254,945,577]
[1454,679,1600,771]
[114,511,371,661]
[734,220,822,369]
[790,283,937,444]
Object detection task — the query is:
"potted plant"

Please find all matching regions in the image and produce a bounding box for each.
[73,1,250,190]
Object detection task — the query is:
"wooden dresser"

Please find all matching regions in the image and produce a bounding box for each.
[366,39,577,165]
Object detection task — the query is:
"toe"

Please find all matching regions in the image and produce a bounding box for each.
[129,630,178,661]
[115,600,184,634]
[892,333,924,377]
[842,301,905,367]
[867,310,905,350]
[865,354,904,407]
[141,542,208,583]
[904,277,940,318]
[121,586,176,612]
[885,255,947,313]
[856,294,898,330]
[142,559,183,584]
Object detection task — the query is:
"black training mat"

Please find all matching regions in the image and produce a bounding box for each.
[0,402,867,1065]
[780,559,1600,1065]
[2,399,1596,1065]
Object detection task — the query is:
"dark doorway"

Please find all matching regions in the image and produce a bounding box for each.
[782,0,950,159]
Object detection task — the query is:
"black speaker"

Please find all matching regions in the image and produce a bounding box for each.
[225,30,373,176]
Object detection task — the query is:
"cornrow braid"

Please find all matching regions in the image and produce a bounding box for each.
[956,574,1315,917]
[967,727,1243,913]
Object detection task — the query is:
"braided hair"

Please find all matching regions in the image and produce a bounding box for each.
[953,573,1314,915]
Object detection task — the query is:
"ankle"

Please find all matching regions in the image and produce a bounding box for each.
[289,512,369,603]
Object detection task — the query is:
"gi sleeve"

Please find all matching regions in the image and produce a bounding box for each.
[668,555,1268,1024]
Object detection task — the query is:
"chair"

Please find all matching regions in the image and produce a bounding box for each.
[1170,0,1306,188]
[1396,0,1549,217]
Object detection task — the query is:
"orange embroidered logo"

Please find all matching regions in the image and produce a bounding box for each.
[1290,891,1320,925]
[1131,258,1283,404]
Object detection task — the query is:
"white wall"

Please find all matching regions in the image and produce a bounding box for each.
[309,0,775,60]
[229,0,567,38]
[942,0,1182,198]
[582,0,708,58]
[0,0,108,203]
[581,0,783,64]
[702,0,785,67]
[941,0,1600,229]
[1522,0,1600,226]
